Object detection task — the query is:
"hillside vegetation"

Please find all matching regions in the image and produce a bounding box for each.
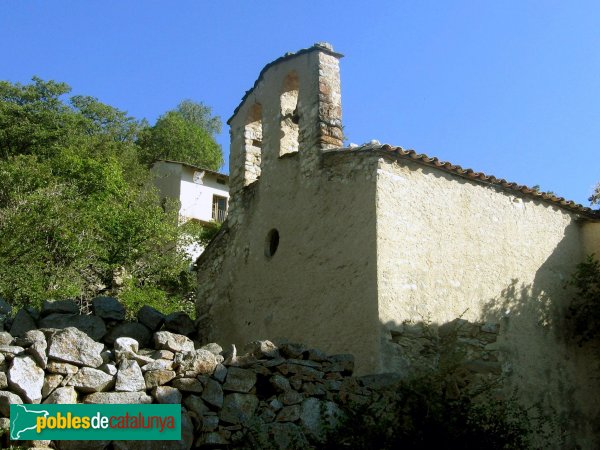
[0,77,222,315]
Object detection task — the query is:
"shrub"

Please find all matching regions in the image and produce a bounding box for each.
[321,377,535,450]
[567,254,600,345]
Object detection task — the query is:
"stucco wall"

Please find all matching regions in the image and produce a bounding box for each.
[375,154,599,447]
[151,161,182,212]
[197,153,380,374]
[179,165,229,223]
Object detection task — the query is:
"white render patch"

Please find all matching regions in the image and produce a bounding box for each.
[377,168,406,183]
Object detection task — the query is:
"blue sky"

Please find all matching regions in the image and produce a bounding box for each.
[2,1,599,205]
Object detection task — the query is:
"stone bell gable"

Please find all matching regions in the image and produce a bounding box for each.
[227,43,344,222]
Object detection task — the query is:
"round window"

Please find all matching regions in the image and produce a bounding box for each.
[265,229,279,258]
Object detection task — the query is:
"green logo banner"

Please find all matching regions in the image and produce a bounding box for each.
[10,404,181,440]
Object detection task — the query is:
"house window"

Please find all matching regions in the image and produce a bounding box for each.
[212,195,228,223]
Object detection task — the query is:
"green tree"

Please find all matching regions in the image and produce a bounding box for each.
[590,182,600,206]
[0,77,198,314]
[139,100,223,170]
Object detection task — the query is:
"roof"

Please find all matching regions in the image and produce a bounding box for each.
[324,143,599,219]
[152,159,229,181]
[227,43,344,125]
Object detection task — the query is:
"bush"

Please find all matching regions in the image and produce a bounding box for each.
[567,254,600,345]
[321,377,535,450]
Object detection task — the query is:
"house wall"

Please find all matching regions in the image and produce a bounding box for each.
[151,161,182,214]
[375,155,599,448]
[179,166,229,223]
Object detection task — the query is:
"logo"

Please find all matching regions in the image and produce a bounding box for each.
[10,404,181,440]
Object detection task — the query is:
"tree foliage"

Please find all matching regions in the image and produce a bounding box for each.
[0,78,222,313]
[139,100,223,170]
[590,182,600,206]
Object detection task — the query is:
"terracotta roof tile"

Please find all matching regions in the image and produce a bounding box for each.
[326,143,599,219]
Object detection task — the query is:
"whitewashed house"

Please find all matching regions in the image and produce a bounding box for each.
[151,160,229,259]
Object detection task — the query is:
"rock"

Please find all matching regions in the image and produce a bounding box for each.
[280,390,303,405]
[56,440,111,450]
[43,386,78,404]
[0,390,23,417]
[278,361,324,380]
[0,372,7,389]
[152,349,174,360]
[41,299,79,316]
[114,337,139,363]
[0,345,25,356]
[0,332,13,345]
[175,349,219,377]
[279,342,306,359]
[223,367,257,393]
[184,395,210,416]
[305,348,329,362]
[248,422,309,449]
[10,308,37,337]
[213,363,227,383]
[154,331,194,353]
[171,378,203,393]
[83,391,152,404]
[302,382,326,397]
[48,327,104,368]
[152,386,182,404]
[42,374,64,398]
[481,322,500,334]
[200,342,223,356]
[46,361,79,375]
[115,360,145,392]
[464,360,502,374]
[104,323,151,347]
[201,415,220,432]
[270,398,284,411]
[328,354,355,374]
[99,363,118,376]
[137,306,165,331]
[244,340,280,359]
[24,330,48,369]
[68,367,114,393]
[164,312,195,336]
[92,296,126,321]
[219,393,259,425]
[141,359,173,372]
[39,314,106,341]
[130,353,154,366]
[276,404,301,422]
[8,356,44,403]
[201,378,224,408]
[270,374,292,393]
[114,336,139,353]
[29,440,52,449]
[358,373,403,390]
[300,398,343,442]
[144,369,176,389]
[195,431,229,447]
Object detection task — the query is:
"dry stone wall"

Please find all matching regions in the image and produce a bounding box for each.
[0,297,387,450]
